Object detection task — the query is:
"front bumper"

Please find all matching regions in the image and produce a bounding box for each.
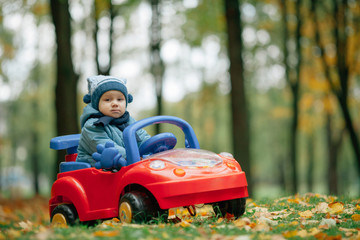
[147,171,248,209]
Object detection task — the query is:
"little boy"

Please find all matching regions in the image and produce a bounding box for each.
[76,75,150,167]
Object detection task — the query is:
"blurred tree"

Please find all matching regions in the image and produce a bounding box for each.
[29,1,50,195]
[224,0,251,193]
[280,0,302,194]
[312,0,360,185]
[149,0,165,134]
[50,0,79,180]
[94,0,114,75]
[30,67,40,195]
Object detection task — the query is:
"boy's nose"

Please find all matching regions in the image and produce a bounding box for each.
[111,101,118,106]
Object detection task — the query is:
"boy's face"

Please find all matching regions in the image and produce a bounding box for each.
[99,90,126,118]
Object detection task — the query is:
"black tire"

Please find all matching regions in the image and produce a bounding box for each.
[51,204,78,226]
[119,191,161,223]
[212,198,246,219]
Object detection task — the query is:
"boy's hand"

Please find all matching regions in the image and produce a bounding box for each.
[92,142,127,170]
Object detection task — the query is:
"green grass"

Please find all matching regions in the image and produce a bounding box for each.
[1,194,360,239]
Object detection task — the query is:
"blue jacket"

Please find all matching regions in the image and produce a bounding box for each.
[77,105,150,166]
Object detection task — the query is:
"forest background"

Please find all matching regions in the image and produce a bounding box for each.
[0,0,359,200]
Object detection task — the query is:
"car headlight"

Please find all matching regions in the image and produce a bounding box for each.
[149,160,166,170]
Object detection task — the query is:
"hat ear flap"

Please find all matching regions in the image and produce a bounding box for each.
[83,94,91,104]
[128,94,133,104]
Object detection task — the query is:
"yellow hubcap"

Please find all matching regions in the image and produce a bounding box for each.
[51,213,68,228]
[119,202,132,223]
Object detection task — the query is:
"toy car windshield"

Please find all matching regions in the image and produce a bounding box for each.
[148,148,223,167]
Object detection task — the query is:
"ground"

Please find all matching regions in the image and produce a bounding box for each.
[0,193,359,239]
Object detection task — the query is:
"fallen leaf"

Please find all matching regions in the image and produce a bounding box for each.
[356,203,360,210]
[18,220,33,232]
[287,221,297,227]
[253,221,271,232]
[176,220,193,228]
[351,214,360,221]
[312,202,329,213]
[328,202,344,214]
[297,229,309,238]
[308,228,321,236]
[257,216,278,226]
[282,230,298,238]
[233,218,251,228]
[314,232,328,239]
[319,218,336,229]
[299,210,313,219]
[93,230,119,237]
[339,227,358,237]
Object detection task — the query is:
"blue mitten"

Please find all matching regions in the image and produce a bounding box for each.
[92,142,127,170]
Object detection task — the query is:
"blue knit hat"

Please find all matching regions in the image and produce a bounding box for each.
[83,75,133,110]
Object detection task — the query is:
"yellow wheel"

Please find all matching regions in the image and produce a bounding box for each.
[119,191,157,223]
[119,202,133,223]
[51,213,68,228]
[50,204,78,227]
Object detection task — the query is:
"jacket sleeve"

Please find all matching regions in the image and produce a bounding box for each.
[137,128,151,147]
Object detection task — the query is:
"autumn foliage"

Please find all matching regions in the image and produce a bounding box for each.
[0,193,359,239]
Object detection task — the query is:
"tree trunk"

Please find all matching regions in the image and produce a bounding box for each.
[280,0,300,194]
[313,0,360,177]
[333,0,360,173]
[50,0,79,180]
[306,133,314,192]
[30,124,40,194]
[326,114,342,195]
[94,0,114,75]
[149,0,165,134]
[224,0,251,193]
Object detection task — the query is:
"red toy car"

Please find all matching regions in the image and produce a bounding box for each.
[49,116,248,226]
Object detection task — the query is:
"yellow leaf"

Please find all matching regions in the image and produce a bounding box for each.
[93,230,119,237]
[287,198,300,204]
[4,229,21,239]
[283,230,298,238]
[351,214,360,221]
[290,221,299,226]
[299,210,313,219]
[178,220,192,228]
[233,219,248,228]
[297,229,309,238]
[253,222,270,232]
[328,202,344,214]
[308,228,321,236]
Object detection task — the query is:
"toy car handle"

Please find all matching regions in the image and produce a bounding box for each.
[123,115,200,166]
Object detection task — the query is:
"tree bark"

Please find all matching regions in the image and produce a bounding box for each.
[333,0,360,171]
[224,0,251,193]
[280,0,301,194]
[50,0,79,180]
[149,0,165,134]
[94,0,114,75]
[306,133,314,192]
[312,0,360,176]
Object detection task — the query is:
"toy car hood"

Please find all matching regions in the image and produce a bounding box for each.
[144,148,223,168]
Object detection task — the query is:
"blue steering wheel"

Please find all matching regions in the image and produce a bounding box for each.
[139,133,177,157]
